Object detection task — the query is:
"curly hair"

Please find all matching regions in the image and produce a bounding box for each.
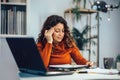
[37,15,75,49]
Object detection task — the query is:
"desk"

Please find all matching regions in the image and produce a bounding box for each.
[20,73,120,80]
[20,68,120,80]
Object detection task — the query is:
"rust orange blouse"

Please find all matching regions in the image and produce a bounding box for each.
[37,42,88,68]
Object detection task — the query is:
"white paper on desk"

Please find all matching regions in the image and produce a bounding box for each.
[85,68,119,74]
[49,64,87,69]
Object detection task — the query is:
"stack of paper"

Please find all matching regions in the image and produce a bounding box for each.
[80,68,119,74]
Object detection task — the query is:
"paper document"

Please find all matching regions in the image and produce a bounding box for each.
[49,64,88,71]
[81,68,119,74]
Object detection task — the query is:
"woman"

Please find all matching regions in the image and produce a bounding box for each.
[37,15,93,69]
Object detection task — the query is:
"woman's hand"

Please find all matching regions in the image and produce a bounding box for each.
[86,61,94,68]
[44,27,54,43]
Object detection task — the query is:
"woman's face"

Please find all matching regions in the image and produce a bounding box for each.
[52,23,65,43]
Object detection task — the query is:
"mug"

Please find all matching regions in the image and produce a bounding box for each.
[103,57,113,69]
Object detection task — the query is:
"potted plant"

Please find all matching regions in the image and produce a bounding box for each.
[116,54,120,70]
[72,0,87,21]
[72,26,97,51]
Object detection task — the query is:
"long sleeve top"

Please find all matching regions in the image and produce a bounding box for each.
[37,41,88,68]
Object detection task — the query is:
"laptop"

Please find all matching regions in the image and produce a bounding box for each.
[6,36,88,76]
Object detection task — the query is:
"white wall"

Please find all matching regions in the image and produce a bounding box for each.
[0,37,20,80]
[27,0,73,38]
[0,1,1,33]
[27,0,120,68]
[99,0,120,68]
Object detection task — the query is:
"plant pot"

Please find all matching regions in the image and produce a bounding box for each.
[116,62,120,70]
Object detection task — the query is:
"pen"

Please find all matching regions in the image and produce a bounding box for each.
[78,71,88,73]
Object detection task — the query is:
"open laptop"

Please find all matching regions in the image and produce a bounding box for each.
[6,36,88,76]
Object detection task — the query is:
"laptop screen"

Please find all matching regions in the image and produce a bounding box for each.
[6,37,47,72]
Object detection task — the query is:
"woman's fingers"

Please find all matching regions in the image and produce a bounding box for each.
[86,61,94,67]
[44,28,54,43]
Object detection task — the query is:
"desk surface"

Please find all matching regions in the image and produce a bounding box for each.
[20,68,120,80]
[20,73,120,80]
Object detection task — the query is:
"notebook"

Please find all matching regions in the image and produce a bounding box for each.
[6,36,88,76]
[49,64,88,71]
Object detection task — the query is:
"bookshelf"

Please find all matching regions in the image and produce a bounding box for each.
[64,8,99,66]
[0,0,27,35]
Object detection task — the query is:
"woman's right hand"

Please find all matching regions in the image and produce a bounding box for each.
[44,27,54,43]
